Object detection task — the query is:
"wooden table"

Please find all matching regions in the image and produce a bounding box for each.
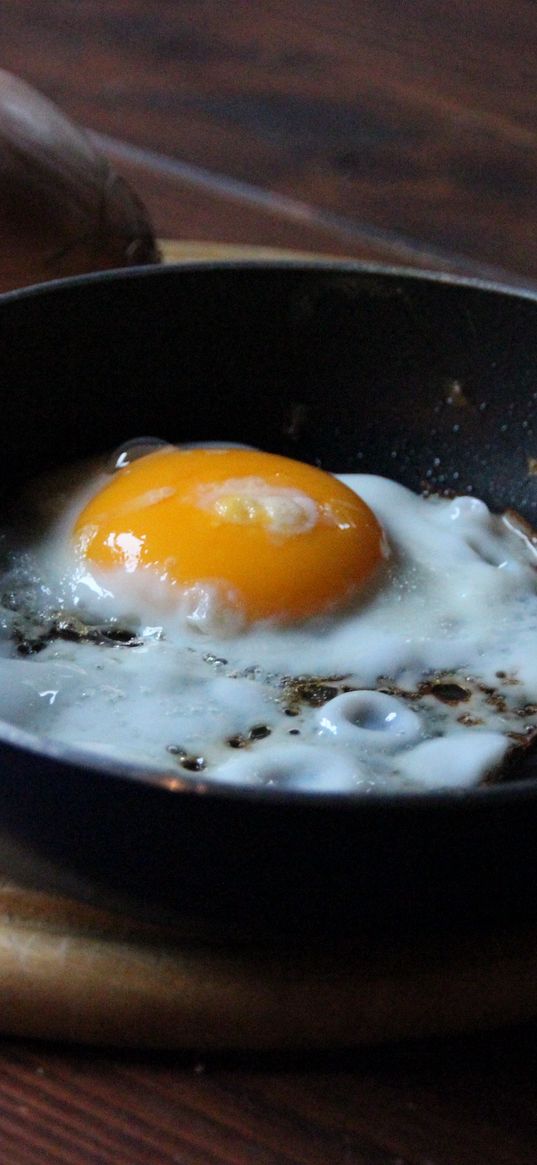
[1,3,537,1161]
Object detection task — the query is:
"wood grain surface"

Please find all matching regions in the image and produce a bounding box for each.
[1,0,537,283]
[0,1025,534,1165]
[0,4,536,1162]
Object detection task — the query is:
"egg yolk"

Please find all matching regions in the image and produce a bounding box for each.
[72,447,386,623]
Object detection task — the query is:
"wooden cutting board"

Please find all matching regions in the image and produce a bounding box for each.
[0,242,535,1050]
[0,879,536,1050]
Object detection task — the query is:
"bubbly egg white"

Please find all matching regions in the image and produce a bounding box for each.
[0,468,536,794]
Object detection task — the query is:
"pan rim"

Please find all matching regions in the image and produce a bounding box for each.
[1,254,537,307]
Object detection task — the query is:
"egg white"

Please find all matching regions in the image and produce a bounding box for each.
[0,458,536,794]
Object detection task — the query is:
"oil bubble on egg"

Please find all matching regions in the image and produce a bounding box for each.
[315,691,423,750]
[0,439,537,796]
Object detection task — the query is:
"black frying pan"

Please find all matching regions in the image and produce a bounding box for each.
[0,260,536,940]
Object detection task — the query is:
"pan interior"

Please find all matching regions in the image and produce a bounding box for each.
[0,262,537,793]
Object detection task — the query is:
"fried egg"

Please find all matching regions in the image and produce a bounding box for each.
[0,440,536,795]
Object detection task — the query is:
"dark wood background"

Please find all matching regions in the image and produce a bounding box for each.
[2,0,537,281]
[0,1025,536,1165]
[0,2,537,1162]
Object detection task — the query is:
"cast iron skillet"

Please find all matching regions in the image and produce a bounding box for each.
[0,259,537,939]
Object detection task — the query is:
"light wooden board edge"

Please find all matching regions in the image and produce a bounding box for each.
[160,239,341,263]
[0,879,535,1048]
